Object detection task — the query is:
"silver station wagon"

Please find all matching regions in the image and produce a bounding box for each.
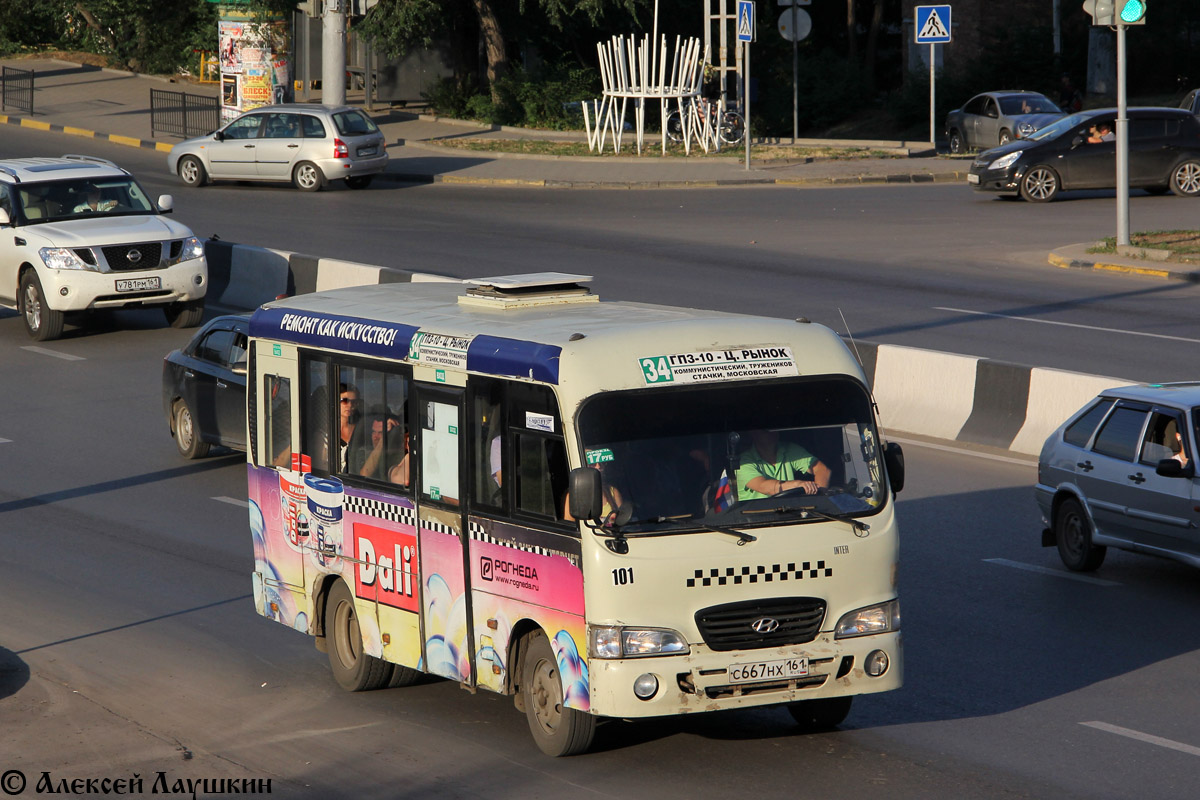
[1036,383,1200,572]
[167,103,388,192]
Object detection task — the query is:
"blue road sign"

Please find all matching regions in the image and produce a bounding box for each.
[737,0,755,43]
[914,5,952,44]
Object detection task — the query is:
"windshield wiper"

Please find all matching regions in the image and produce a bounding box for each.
[745,505,870,536]
[644,515,757,546]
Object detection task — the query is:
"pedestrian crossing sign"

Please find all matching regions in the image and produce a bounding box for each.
[914,5,952,44]
[737,0,755,43]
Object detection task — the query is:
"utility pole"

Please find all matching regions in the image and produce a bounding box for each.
[322,0,346,106]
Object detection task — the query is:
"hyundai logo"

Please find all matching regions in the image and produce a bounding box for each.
[751,617,780,633]
[127,248,142,264]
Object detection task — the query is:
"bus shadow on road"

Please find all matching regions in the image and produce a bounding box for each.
[0,646,30,700]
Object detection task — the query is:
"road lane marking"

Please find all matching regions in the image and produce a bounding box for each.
[888,435,1035,466]
[213,496,250,508]
[0,437,11,444]
[983,558,1121,586]
[1082,721,1200,757]
[21,345,85,361]
[933,307,1200,345]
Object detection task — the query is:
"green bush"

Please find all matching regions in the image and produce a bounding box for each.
[423,62,598,130]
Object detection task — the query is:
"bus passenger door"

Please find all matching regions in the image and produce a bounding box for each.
[248,342,310,630]
[412,380,472,686]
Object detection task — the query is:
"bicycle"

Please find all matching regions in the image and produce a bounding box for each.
[665,98,745,147]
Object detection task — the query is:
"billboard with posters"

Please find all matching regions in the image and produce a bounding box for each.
[218,14,291,121]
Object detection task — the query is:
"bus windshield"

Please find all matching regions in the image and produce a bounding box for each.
[576,377,886,534]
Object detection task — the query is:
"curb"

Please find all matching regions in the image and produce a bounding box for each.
[377,170,968,189]
[0,112,174,153]
[1047,251,1200,282]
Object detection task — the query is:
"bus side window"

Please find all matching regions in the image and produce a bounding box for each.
[303,357,330,473]
[515,434,569,519]
[470,379,505,510]
[265,375,292,468]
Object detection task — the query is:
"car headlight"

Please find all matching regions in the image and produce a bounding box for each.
[589,625,690,658]
[834,599,900,639]
[1017,121,1035,137]
[988,151,1022,171]
[39,247,97,271]
[172,236,205,264]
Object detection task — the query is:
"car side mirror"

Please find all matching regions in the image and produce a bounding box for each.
[1155,458,1194,478]
[1071,136,1083,148]
[568,467,603,521]
[157,194,173,213]
[0,208,9,227]
[231,360,248,376]
[884,442,905,494]
[214,130,225,142]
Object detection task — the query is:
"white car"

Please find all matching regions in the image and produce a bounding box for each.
[167,103,388,191]
[0,155,207,341]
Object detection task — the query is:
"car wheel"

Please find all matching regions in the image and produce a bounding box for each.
[325,580,393,691]
[665,110,684,144]
[177,155,207,187]
[173,399,210,459]
[521,630,596,756]
[20,271,64,341]
[292,161,324,192]
[998,128,1013,146]
[345,175,373,190]
[787,696,853,731]
[1055,497,1106,572]
[164,300,204,328]
[1168,160,1200,197]
[1019,166,1060,202]
[948,129,965,155]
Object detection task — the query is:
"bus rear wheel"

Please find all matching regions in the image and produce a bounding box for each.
[787,696,853,731]
[325,581,392,691]
[521,631,596,756]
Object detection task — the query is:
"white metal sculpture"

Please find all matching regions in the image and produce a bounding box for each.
[583,33,709,155]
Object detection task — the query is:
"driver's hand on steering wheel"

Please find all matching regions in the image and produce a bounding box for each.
[779,479,819,495]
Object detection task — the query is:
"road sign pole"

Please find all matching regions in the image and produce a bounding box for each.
[792,3,798,143]
[929,43,936,147]
[745,40,751,170]
[1116,22,1130,246]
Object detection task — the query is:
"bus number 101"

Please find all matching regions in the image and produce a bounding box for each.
[612,567,634,586]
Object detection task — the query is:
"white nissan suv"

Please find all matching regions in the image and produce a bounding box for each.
[0,155,207,340]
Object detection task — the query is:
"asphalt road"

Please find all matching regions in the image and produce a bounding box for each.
[3,126,1199,382]
[3,128,1200,797]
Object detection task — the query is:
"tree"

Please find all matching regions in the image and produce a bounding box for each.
[358,0,639,98]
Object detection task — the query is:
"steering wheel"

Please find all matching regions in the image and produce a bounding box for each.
[773,485,845,499]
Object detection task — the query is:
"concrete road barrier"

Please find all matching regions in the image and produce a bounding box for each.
[204,239,1135,455]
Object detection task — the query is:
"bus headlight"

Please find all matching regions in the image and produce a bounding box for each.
[834,599,900,639]
[589,625,689,658]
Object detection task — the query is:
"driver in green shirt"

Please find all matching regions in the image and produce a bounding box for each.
[736,429,831,500]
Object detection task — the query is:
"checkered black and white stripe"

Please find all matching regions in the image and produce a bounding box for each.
[344,494,457,537]
[686,561,832,588]
[469,524,580,567]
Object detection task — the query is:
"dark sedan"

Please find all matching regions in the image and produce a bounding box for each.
[162,314,248,458]
[967,107,1200,202]
[945,91,1064,153]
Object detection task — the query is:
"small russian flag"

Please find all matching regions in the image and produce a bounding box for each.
[713,470,734,513]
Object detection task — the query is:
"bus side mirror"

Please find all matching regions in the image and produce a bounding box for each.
[884,442,905,494]
[568,467,603,521]
[0,208,9,226]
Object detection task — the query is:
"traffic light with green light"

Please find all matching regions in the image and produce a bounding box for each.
[1119,0,1146,24]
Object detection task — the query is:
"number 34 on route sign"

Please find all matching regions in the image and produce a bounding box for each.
[914,5,951,44]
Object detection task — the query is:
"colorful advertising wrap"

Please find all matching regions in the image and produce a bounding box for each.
[217,15,290,120]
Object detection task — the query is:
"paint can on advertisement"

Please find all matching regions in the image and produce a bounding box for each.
[279,472,308,551]
[305,474,344,568]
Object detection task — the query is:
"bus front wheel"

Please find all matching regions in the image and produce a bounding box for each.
[521,631,596,756]
[325,581,392,691]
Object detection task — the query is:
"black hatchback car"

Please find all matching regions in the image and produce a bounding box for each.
[967,107,1200,202]
[162,314,248,458]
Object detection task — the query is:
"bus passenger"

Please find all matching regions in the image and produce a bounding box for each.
[338,383,364,472]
